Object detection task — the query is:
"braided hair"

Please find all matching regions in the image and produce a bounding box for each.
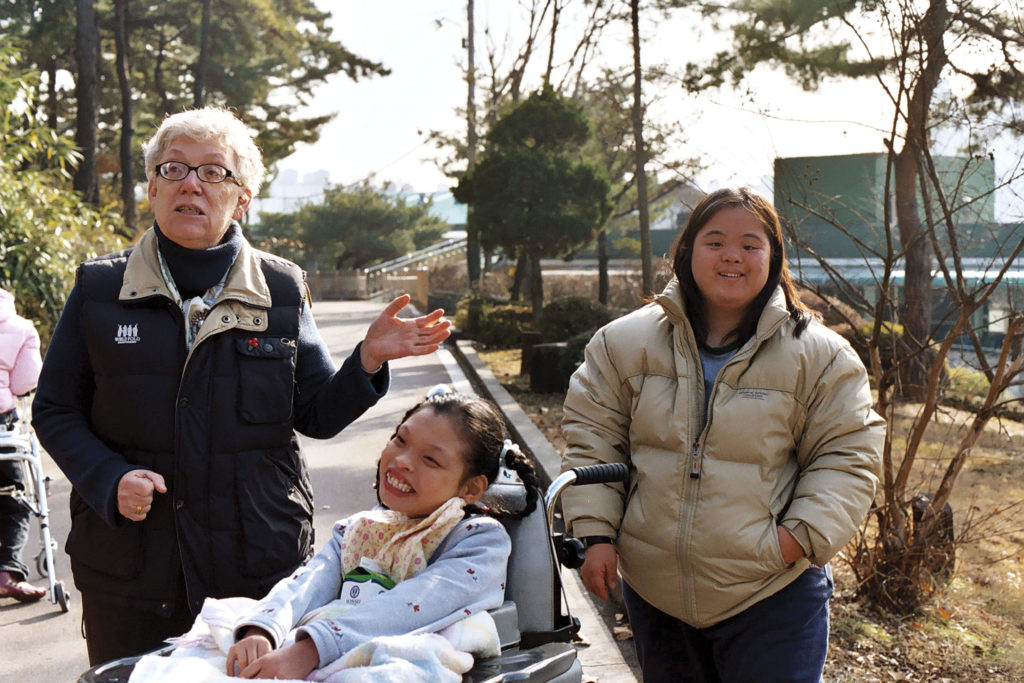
[377,386,540,520]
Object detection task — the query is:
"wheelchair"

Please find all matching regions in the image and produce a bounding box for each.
[78,462,628,682]
[0,396,71,612]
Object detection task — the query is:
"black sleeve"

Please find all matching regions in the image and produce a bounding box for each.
[291,303,389,439]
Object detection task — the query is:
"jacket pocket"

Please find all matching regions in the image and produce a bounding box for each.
[767,516,788,570]
[235,336,296,424]
[620,476,646,541]
[235,451,313,578]
[66,494,145,580]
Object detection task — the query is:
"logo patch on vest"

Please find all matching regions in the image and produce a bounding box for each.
[115,324,140,344]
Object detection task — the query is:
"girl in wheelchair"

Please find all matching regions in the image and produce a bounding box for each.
[223,387,539,680]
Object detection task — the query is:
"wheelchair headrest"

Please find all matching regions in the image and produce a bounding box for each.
[478,481,529,517]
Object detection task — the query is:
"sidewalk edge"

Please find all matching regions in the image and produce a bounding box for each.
[451,340,561,485]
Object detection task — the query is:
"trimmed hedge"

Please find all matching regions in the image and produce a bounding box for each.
[538,296,613,342]
[455,295,533,349]
[453,293,614,354]
[559,328,595,379]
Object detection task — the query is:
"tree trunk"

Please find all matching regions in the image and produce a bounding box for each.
[193,0,212,108]
[46,57,58,130]
[894,148,931,400]
[597,227,609,305]
[529,249,544,325]
[114,0,137,235]
[465,0,481,289]
[544,0,561,86]
[511,250,529,303]
[630,0,652,297]
[73,0,99,205]
[856,0,954,613]
[893,0,948,401]
[154,32,172,115]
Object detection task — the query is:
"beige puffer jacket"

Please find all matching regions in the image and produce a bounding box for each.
[561,280,884,627]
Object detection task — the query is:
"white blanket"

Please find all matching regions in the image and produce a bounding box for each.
[127,597,500,683]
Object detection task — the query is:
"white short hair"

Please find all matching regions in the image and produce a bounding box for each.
[142,108,265,195]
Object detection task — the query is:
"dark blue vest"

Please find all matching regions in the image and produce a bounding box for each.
[65,249,312,615]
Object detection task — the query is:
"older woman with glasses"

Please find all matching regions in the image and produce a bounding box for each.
[32,107,451,665]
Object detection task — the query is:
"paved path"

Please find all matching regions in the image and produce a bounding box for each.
[0,299,635,682]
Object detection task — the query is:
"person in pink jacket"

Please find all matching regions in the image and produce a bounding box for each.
[0,286,45,602]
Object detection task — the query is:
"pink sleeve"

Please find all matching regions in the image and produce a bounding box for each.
[10,326,42,396]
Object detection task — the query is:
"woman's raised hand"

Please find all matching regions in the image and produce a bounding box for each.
[359,294,452,373]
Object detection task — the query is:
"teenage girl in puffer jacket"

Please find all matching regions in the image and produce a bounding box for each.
[560,188,885,682]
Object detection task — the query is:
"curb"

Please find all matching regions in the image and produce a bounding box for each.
[444,339,640,683]
[452,340,562,486]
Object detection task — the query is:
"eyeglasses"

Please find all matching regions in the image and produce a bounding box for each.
[155,161,241,185]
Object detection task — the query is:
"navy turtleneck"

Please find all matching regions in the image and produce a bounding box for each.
[154,221,243,299]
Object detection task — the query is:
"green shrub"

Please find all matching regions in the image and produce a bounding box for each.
[859,321,905,340]
[476,304,533,348]
[945,364,989,396]
[557,328,595,380]
[843,321,907,375]
[538,296,613,342]
[455,294,501,335]
[455,295,532,348]
[0,44,125,347]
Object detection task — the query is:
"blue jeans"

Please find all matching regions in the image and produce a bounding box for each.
[623,565,833,683]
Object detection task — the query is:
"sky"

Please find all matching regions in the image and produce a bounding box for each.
[270,1,1020,221]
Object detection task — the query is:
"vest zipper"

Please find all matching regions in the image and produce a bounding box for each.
[165,300,199,614]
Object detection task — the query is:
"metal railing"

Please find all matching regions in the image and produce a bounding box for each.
[363,237,467,297]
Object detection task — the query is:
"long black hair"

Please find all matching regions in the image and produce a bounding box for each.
[670,187,815,347]
[377,388,540,520]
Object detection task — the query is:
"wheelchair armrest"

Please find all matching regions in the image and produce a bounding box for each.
[489,600,521,649]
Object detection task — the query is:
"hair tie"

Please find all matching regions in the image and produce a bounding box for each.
[427,384,453,399]
[499,439,516,467]
[498,439,524,484]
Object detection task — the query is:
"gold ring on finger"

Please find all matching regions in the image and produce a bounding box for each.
[136,504,143,514]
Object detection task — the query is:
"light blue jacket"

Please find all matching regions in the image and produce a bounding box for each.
[233,511,511,668]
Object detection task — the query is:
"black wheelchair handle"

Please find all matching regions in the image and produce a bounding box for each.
[570,462,629,486]
[545,463,630,530]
